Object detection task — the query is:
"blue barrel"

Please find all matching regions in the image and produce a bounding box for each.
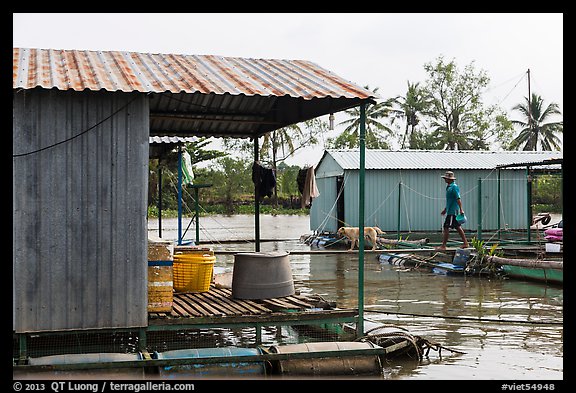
[18,353,144,379]
[155,347,266,377]
[452,248,471,267]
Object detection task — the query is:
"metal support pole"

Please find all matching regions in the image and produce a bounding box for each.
[397,181,402,240]
[177,145,183,246]
[158,165,162,238]
[254,137,260,252]
[18,334,27,363]
[477,177,482,241]
[527,167,532,242]
[138,328,147,351]
[497,169,501,240]
[357,102,366,339]
[195,187,200,244]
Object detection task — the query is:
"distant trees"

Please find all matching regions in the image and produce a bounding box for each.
[328,56,561,153]
[509,93,563,151]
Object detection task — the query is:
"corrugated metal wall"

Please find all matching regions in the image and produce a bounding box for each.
[310,176,339,233]
[13,89,149,332]
[311,167,529,233]
[311,154,345,233]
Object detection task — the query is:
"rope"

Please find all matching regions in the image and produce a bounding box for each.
[161,168,253,245]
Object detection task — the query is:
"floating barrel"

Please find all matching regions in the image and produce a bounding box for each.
[154,347,266,377]
[452,248,471,267]
[232,251,294,299]
[268,341,383,376]
[17,353,144,378]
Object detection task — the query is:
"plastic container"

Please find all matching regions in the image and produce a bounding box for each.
[452,248,471,267]
[232,251,294,299]
[173,251,215,293]
[148,239,174,312]
[456,213,467,225]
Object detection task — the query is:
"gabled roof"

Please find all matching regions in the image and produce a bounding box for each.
[323,149,563,170]
[13,47,376,138]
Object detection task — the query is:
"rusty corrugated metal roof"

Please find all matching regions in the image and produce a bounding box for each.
[14,47,376,138]
[13,47,375,100]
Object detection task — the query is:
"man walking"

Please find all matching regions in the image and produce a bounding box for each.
[436,171,469,250]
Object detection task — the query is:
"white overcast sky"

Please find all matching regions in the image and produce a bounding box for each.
[13,12,563,167]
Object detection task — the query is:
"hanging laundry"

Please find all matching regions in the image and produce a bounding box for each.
[301,166,320,208]
[252,161,276,200]
[181,150,194,185]
[297,168,308,195]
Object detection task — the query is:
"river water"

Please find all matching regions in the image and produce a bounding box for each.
[148,214,563,381]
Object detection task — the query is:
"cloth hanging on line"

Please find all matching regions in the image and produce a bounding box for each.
[252,161,276,201]
[300,166,320,208]
[297,168,308,195]
[181,150,194,185]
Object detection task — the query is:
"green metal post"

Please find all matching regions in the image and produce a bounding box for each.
[477,177,482,241]
[527,167,532,242]
[195,187,200,244]
[560,163,563,219]
[138,328,147,351]
[397,181,402,240]
[254,137,260,252]
[177,145,183,245]
[497,169,501,240]
[158,166,162,238]
[18,334,27,363]
[357,102,366,339]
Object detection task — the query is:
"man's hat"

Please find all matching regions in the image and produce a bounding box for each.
[441,171,456,180]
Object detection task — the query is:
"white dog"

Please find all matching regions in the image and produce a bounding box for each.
[337,226,386,251]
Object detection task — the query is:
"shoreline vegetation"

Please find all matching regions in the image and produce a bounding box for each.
[147,203,560,219]
[147,204,310,218]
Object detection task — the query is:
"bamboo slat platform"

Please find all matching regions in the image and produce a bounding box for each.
[147,285,354,328]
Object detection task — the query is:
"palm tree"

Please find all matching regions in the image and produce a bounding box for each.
[329,86,398,149]
[395,81,433,149]
[510,93,563,151]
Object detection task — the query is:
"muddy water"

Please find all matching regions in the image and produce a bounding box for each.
[148,214,563,380]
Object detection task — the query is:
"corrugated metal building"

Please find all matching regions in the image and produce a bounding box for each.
[13,47,375,333]
[310,149,562,234]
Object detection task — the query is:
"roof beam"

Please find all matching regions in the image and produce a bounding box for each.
[150,112,278,126]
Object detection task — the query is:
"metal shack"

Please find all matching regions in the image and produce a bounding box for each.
[13,48,376,334]
[310,149,562,234]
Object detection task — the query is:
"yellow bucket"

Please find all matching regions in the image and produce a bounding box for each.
[173,252,215,293]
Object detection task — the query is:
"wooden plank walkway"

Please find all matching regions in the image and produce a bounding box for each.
[148,285,337,324]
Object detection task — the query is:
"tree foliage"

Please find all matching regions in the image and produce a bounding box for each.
[326,86,397,149]
[509,93,563,151]
[421,56,513,150]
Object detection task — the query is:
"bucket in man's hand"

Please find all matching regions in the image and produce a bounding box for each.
[456,213,467,225]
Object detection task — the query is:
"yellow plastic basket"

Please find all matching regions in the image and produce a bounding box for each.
[173,252,216,293]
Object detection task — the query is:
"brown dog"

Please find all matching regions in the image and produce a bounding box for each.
[337,226,386,251]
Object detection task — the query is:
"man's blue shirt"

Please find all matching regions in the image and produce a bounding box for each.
[445,182,461,216]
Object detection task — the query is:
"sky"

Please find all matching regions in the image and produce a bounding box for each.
[13,12,564,167]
